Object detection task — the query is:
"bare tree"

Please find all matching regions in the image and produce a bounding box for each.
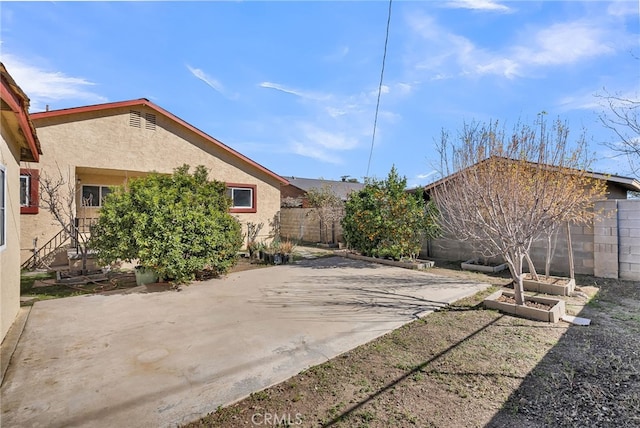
[306,185,344,244]
[39,167,93,273]
[432,117,606,305]
[598,89,640,178]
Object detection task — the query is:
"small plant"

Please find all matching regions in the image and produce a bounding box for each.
[247,240,260,259]
[279,240,295,254]
[246,222,264,245]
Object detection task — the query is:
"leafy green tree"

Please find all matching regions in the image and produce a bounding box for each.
[342,166,439,260]
[90,165,242,283]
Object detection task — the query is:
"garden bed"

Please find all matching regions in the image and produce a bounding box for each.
[461,259,508,273]
[522,273,576,296]
[341,252,435,270]
[483,289,566,323]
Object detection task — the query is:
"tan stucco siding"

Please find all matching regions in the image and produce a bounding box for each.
[21,106,281,262]
[1,132,22,342]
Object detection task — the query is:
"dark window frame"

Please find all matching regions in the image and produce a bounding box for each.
[20,168,39,214]
[226,183,257,214]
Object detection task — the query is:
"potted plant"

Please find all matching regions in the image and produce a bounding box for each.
[278,240,295,264]
[247,240,260,260]
[270,240,282,264]
[134,265,159,286]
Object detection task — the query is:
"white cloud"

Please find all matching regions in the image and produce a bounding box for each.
[407,12,629,80]
[417,171,438,180]
[299,123,361,151]
[289,141,343,165]
[396,82,414,96]
[187,65,238,100]
[443,0,511,13]
[259,81,331,101]
[607,1,639,17]
[258,78,404,165]
[324,45,350,61]
[519,21,616,67]
[2,53,106,111]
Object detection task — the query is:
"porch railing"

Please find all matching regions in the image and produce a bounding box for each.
[21,228,70,270]
[21,217,100,270]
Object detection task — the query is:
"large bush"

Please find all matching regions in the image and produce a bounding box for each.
[90,165,242,283]
[342,166,439,259]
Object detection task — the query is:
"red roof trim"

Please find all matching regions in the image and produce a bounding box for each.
[1,70,41,162]
[31,99,288,185]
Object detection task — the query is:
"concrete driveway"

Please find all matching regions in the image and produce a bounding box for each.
[1,256,488,427]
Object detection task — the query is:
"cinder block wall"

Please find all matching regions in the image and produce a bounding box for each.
[424,223,594,276]
[423,199,640,279]
[280,208,344,244]
[593,200,619,278]
[529,223,595,275]
[618,200,640,280]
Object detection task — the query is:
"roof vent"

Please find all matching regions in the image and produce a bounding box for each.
[145,113,156,131]
[129,110,141,128]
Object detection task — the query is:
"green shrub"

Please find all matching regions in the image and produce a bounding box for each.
[90,165,242,283]
[342,166,439,260]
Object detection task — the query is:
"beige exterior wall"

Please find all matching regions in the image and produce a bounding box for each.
[21,105,282,262]
[1,130,22,342]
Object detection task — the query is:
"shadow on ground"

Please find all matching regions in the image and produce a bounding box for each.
[486,277,640,427]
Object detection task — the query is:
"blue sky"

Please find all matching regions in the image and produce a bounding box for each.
[1,1,638,186]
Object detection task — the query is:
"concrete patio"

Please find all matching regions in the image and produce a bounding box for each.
[1,256,488,427]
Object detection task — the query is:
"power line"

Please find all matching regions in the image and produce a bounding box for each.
[365,0,393,179]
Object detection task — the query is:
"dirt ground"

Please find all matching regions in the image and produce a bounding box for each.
[184,261,640,428]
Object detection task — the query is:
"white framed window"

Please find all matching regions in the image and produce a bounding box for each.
[226,184,256,213]
[20,174,30,207]
[81,185,112,207]
[19,168,39,214]
[1,164,6,250]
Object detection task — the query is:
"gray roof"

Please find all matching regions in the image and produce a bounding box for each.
[283,176,365,200]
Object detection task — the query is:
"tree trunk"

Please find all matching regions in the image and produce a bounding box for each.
[545,232,552,279]
[505,252,526,305]
[566,222,575,280]
[525,253,539,281]
[81,243,88,274]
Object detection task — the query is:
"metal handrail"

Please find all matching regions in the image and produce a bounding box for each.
[21,227,70,270]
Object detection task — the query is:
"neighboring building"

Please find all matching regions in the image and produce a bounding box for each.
[20,98,287,268]
[419,157,640,279]
[420,157,640,202]
[1,63,41,342]
[281,176,364,207]
[280,176,364,244]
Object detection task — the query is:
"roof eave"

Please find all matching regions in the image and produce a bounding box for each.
[1,64,41,162]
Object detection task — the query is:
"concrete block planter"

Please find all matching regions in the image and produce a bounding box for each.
[522,274,576,296]
[342,252,435,270]
[461,259,508,273]
[483,290,565,323]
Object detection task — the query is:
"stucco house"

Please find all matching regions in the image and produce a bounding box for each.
[20,98,287,269]
[1,63,41,342]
